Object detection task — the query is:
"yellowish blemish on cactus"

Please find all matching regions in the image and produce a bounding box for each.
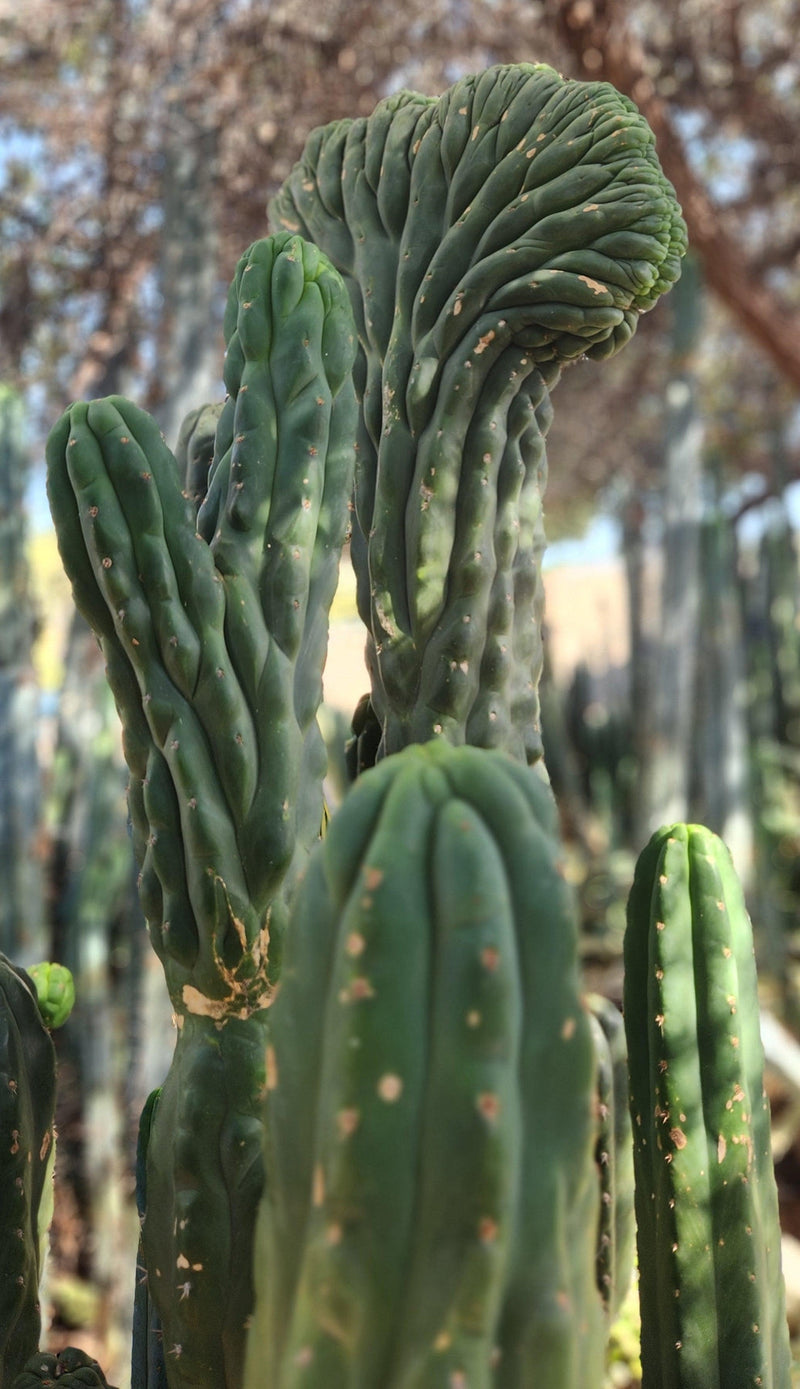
[337,1108,360,1138]
[345,932,366,957]
[339,977,375,1004]
[312,1164,325,1207]
[476,1092,501,1122]
[377,1074,403,1102]
[578,276,608,296]
[434,1331,451,1352]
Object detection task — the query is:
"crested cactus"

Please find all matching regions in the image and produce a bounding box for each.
[623,824,792,1388]
[273,62,686,765]
[0,957,58,1388]
[46,232,358,1389]
[37,62,701,1389]
[244,740,604,1389]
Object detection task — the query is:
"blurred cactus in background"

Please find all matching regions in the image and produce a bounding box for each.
[0,387,45,965]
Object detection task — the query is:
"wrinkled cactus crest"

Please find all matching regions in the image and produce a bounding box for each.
[273,62,686,765]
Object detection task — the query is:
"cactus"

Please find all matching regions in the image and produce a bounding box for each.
[46,232,358,1388]
[623,823,792,1388]
[0,957,58,1388]
[12,1348,117,1388]
[46,231,357,1011]
[587,993,635,1322]
[244,740,604,1389]
[273,62,686,766]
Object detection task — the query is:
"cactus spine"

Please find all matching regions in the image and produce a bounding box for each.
[623,824,792,1388]
[272,62,686,766]
[244,741,604,1388]
[46,233,358,1388]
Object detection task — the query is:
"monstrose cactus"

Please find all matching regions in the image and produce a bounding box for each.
[36,57,784,1389]
[273,61,686,765]
[46,232,359,1388]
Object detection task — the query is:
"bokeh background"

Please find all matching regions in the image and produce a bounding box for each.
[2,2,800,1383]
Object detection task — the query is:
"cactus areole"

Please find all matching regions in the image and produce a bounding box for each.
[272,62,686,764]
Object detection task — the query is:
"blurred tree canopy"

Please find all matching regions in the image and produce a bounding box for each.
[1,0,799,524]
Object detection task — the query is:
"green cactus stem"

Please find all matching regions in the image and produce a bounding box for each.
[0,956,58,1389]
[588,992,635,1322]
[46,232,357,1015]
[245,741,603,1388]
[623,824,792,1388]
[273,62,686,765]
[46,233,358,1389]
[173,402,224,514]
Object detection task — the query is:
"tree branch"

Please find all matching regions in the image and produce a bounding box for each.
[551,0,800,391]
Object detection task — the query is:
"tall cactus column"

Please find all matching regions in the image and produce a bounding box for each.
[273,62,687,766]
[623,824,792,1388]
[45,234,358,1388]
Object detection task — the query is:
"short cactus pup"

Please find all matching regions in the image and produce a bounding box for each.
[45,234,358,1388]
[273,61,686,767]
[624,825,792,1388]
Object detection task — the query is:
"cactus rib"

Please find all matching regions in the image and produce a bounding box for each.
[623,824,792,1388]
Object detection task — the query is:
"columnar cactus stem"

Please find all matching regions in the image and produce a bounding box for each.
[623,824,792,1388]
[46,233,357,1014]
[273,62,686,764]
[588,992,635,1321]
[46,233,358,1389]
[245,742,604,1388]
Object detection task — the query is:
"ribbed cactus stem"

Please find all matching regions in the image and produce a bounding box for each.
[623,824,792,1388]
[46,233,358,1389]
[46,234,357,1014]
[273,62,686,765]
[245,742,604,1388]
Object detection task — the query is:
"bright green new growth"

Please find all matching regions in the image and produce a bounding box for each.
[623,824,792,1388]
[0,957,58,1389]
[245,741,604,1389]
[273,62,686,764]
[46,232,358,1013]
[26,964,75,1031]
